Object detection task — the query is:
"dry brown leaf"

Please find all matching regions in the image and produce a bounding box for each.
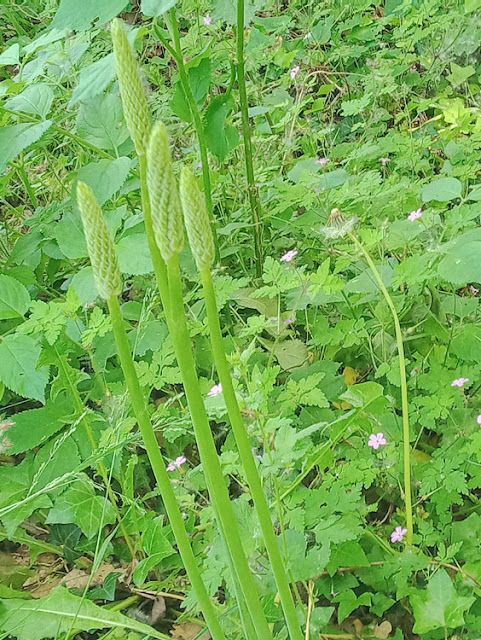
[374,620,392,639]
[171,621,211,640]
[353,618,363,636]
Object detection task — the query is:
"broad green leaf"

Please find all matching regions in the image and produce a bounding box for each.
[0,335,49,403]
[438,241,481,285]
[70,54,116,106]
[421,177,463,202]
[75,157,131,205]
[141,0,178,16]
[70,267,99,305]
[339,381,386,412]
[410,569,475,633]
[116,233,153,275]
[273,339,308,370]
[212,0,262,25]
[5,84,54,119]
[6,393,73,455]
[189,58,212,104]
[0,275,30,320]
[47,475,116,538]
[204,94,239,162]
[54,209,88,259]
[447,62,475,86]
[76,94,129,150]
[0,44,20,66]
[333,589,371,623]
[0,586,169,639]
[51,0,129,31]
[0,121,52,174]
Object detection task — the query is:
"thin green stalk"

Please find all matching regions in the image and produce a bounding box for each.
[166,10,220,262]
[16,161,38,209]
[348,232,413,545]
[106,295,226,640]
[200,267,304,640]
[165,255,273,640]
[236,0,263,277]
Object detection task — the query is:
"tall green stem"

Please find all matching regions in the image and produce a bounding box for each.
[348,233,413,545]
[165,255,273,640]
[166,10,220,262]
[236,0,263,277]
[200,267,304,639]
[106,295,226,640]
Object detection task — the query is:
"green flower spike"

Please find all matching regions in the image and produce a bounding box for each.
[179,166,215,271]
[111,18,150,156]
[76,181,122,301]
[146,122,184,261]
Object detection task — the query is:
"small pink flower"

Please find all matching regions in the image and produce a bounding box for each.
[316,157,330,167]
[391,526,408,543]
[208,383,223,397]
[0,421,15,431]
[290,65,300,80]
[203,14,212,25]
[280,249,298,263]
[408,207,422,222]
[451,377,469,388]
[476,415,481,426]
[379,157,391,166]
[284,317,294,325]
[167,455,187,472]
[368,432,387,450]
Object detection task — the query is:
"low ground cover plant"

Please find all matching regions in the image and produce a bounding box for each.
[1,1,481,638]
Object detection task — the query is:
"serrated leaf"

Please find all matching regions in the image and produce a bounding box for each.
[410,569,475,633]
[141,0,178,16]
[6,393,72,455]
[0,335,49,403]
[0,121,52,174]
[421,177,462,202]
[76,94,129,150]
[47,475,116,538]
[75,157,131,205]
[70,54,116,106]
[0,586,169,639]
[5,84,54,119]
[0,275,30,319]
[51,0,129,31]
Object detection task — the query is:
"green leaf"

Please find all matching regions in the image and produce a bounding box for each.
[421,177,463,202]
[51,0,129,31]
[212,0,262,25]
[47,475,116,538]
[0,586,169,639]
[75,157,131,205]
[5,84,54,119]
[448,62,475,86]
[189,58,212,104]
[5,393,72,455]
[340,93,372,116]
[0,275,30,320]
[339,381,386,412]
[273,339,308,370]
[0,121,52,175]
[70,54,116,106]
[438,241,481,285]
[76,94,129,151]
[141,0,178,16]
[333,589,371,623]
[0,44,20,66]
[116,234,154,275]
[204,95,240,162]
[0,335,49,403]
[410,569,475,633]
